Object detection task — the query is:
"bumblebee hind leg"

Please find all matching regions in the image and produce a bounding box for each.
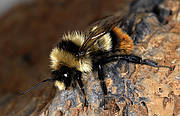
[101,54,172,70]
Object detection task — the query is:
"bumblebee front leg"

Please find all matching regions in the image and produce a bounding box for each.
[98,64,108,109]
[77,78,88,107]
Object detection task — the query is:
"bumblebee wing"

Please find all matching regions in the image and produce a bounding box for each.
[78,15,129,56]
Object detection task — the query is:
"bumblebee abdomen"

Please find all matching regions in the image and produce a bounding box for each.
[111,27,134,54]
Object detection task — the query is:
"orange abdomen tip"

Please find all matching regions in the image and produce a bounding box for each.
[113,27,134,54]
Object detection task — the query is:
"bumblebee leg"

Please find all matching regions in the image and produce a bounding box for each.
[140,59,172,70]
[98,65,108,95]
[101,55,172,70]
[98,64,108,109]
[77,78,88,107]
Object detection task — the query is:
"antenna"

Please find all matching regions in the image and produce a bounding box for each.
[19,78,54,96]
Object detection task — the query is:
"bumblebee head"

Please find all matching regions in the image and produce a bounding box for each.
[51,66,82,90]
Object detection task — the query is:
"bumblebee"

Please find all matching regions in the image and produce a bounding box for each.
[22,15,172,108]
